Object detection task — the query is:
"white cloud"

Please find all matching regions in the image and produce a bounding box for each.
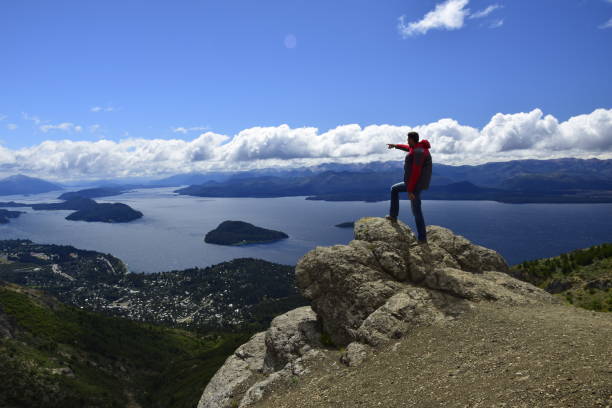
[21,112,42,125]
[39,122,83,133]
[6,124,18,131]
[0,114,7,121]
[599,18,612,29]
[89,124,102,133]
[1,109,611,181]
[91,106,116,112]
[398,0,470,37]
[172,126,210,134]
[469,4,501,19]
[489,19,504,28]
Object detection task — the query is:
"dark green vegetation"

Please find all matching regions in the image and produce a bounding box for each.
[511,243,612,312]
[1,197,143,223]
[58,187,128,200]
[0,209,24,224]
[205,220,289,245]
[175,158,612,203]
[334,222,355,228]
[0,240,307,406]
[0,282,250,408]
[0,240,307,332]
[0,174,62,196]
[65,202,143,223]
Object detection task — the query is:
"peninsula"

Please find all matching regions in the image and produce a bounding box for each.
[4,197,143,223]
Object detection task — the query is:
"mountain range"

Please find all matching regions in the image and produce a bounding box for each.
[2,158,611,203]
[175,158,612,203]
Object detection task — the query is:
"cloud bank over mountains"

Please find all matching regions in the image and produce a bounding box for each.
[0,108,610,181]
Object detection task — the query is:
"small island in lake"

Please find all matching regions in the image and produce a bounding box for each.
[3,197,145,223]
[205,220,289,245]
[335,221,355,228]
[65,202,143,223]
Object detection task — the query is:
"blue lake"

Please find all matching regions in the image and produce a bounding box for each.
[1,187,611,273]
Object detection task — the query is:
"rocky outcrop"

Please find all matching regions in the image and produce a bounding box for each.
[197,307,322,408]
[198,217,558,407]
[198,332,267,408]
[296,218,551,348]
[263,306,322,373]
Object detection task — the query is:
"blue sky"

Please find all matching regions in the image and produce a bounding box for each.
[0,0,611,180]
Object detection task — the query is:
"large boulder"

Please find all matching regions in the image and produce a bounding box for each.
[426,225,509,273]
[197,332,267,408]
[263,306,322,372]
[198,307,322,408]
[295,217,553,347]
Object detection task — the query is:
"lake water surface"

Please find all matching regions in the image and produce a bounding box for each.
[1,187,611,273]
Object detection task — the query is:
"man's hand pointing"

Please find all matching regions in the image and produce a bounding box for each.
[387,144,395,149]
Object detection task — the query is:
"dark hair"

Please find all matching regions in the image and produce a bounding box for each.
[407,131,419,142]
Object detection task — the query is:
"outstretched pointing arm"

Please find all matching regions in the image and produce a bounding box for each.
[394,144,410,152]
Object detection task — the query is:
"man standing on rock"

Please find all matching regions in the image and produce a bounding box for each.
[386,131,432,243]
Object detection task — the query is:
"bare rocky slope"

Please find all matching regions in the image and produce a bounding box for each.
[197,217,612,408]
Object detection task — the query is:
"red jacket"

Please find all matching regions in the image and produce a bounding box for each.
[394,140,432,193]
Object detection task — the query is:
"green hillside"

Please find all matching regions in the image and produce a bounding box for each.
[0,282,249,408]
[510,243,612,312]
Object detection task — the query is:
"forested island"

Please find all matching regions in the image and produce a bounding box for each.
[65,202,143,222]
[0,197,143,223]
[204,220,289,245]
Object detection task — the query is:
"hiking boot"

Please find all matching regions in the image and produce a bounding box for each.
[385,215,397,222]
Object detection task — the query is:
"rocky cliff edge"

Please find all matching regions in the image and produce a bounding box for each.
[197,217,558,408]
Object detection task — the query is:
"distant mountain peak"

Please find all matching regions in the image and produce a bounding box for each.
[0,174,62,196]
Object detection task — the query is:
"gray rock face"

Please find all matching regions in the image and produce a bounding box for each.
[197,332,267,408]
[426,225,509,273]
[264,306,322,373]
[341,342,370,367]
[198,307,321,408]
[296,217,552,347]
[199,217,556,407]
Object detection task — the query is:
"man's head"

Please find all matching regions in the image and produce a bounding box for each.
[407,131,420,147]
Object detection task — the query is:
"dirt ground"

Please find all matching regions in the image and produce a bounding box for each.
[255,302,612,408]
